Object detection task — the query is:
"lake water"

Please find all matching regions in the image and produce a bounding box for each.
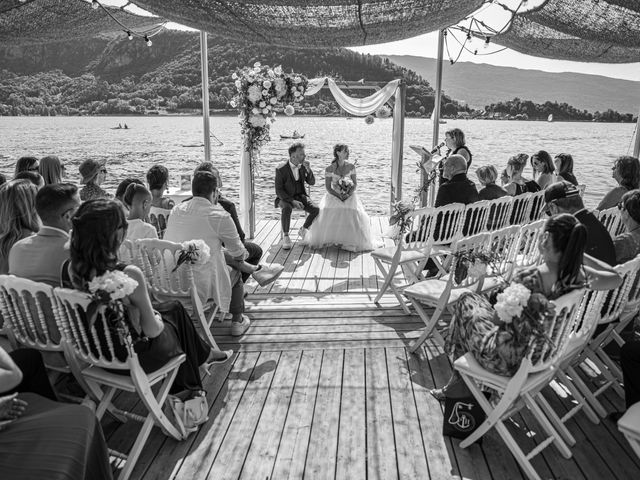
[0,116,636,216]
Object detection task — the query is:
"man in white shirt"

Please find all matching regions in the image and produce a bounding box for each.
[9,183,80,286]
[164,171,251,336]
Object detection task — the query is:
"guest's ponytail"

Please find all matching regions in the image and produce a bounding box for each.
[545,213,586,292]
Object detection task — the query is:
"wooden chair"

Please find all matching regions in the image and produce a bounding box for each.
[598,206,623,237]
[135,238,221,349]
[619,402,640,460]
[54,287,186,480]
[454,289,585,480]
[485,196,513,231]
[462,200,490,236]
[372,206,435,312]
[149,207,172,239]
[404,232,490,352]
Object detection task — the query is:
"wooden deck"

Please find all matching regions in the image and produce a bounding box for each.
[106,217,640,480]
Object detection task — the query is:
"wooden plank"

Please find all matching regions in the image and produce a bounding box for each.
[271,350,323,479]
[264,218,306,295]
[335,349,366,480]
[241,309,417,320]
[365,348,399,480]
[330,246,352,293]
[238,351,302,480]
[298,246,329,294]
[346,250,364,292]
[230,322,420,336]
[218,339,420,352]
[245,219,278,295]
[304,349,344,479]
[385,347,431,478]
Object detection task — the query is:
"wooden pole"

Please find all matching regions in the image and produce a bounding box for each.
[390,81,406,212]
[428,29,445,207]
[634,105,640,158]
[200,31,211,163]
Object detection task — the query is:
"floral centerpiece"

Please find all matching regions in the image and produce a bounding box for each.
[86,270,140,346]
[172,240,211,272]
[231,62,308,154]
[337,177,354,195]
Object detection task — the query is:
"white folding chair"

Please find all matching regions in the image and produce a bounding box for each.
[478,225,522,293]
[485,196,513,231]
[372,207,435,312]
[118,239,138,266]
[149,207,172,239]
[528,191,547,221]
[425,202,467,276]
[54,287,186,480]
[619,402,640,460]
[509,219,545,275]
[454,289,585,480]
[509,192,534,225]
[136,238,221,349]
[598,206,623,237]
[577,185,586,197]
[404,232,490,352]
[462,200,490,236]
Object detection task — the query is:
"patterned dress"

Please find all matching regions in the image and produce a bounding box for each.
[445,267,578,376]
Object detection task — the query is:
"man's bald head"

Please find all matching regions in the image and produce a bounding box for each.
[443,154,467,179]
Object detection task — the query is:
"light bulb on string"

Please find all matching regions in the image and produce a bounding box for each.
[127,31,133,40]
[92,0,99,9]
[484,36,491,49]
[466,31,473,45]
[144,35,152,47]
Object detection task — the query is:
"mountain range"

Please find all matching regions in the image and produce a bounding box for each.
[385,55,639,115]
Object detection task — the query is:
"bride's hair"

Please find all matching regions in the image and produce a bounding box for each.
[332,144,349,165]
[544,213,586,291]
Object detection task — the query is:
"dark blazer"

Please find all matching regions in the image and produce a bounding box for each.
[478,183,509,201]
[435,173,479,207]
[575,209,616,266]
[274,161,316,207]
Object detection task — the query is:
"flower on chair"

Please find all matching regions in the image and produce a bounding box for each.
[173,240,211,272]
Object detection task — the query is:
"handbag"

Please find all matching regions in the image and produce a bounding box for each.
[442,381,487,442]
[165,390,209,437]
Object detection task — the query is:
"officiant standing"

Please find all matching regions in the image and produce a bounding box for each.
[275,143,319,249]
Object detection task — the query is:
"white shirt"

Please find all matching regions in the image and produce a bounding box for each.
[126,219,158,241]
[289,161,301,181]
[164,196,247,311]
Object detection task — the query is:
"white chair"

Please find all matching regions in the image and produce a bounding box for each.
[372,207,435,312]
[454,288,585,480]
[509,192,534,225]
[619,402,640,460]
[462,200,490,236]
[54,287,186,480]
[118,239,138,266]
[485,196,513,231]
[135,238,221,349]
[510,219,545,274]
[424,202,467,276]
[478,225,521,293]
[577,184,586,197]
[528,191,547,221]
[404,232,490,352]
[149,207,172,239]
[598,206,623,237]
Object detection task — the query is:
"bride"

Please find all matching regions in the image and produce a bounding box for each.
[304,144,375,252]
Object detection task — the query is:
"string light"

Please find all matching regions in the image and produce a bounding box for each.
[484,36,491,49]
[92,0,99,9]
[127,31,133,40]
[144,35,152,47]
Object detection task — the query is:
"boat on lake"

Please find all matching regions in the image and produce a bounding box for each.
[280,133,305,139]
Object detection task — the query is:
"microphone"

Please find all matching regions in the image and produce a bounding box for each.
[430,141,445,154]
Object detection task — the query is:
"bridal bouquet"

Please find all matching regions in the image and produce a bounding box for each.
[86,270,140,346]
[173,240,211,272]
[337,177,354,195]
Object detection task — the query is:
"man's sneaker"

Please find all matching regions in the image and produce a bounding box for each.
[282,234,292,250]
[252,264,285,287]
[231,315,251,336]
[298,227,308,239]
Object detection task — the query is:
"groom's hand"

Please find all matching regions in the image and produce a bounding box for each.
[292,200,304,209]
[302,160,310,170]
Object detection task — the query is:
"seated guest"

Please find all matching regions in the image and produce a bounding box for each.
[147,164,175,210]
[165,172,255,336]
[0,180,39,274]
[39,155,65,185]
[530,150,557,190]
[598,155,640,211]
[554,153,578,186]
[115,177,143,205]
[476,165,508,200]
[544,181,616,265]
[435,154,479,207]
[13,156,39,177]
[500,168,509,186]
[9,183,80,286]
[504,154,541,196]
[613,189,640,264]
[14,171,45,189]
[123,183,158,241]
[79,159,112,201]
[0,346,112,479]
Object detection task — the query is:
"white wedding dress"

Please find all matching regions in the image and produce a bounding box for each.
[304,163,375,252]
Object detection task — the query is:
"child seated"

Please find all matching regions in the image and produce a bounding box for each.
[146,164,175,210]
[123,183,158,241]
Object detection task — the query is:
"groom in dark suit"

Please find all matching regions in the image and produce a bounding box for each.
[275,143,319,249]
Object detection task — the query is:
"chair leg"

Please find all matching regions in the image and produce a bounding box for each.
[585,349,625,398]
[533,391,576,447]
[523,392,572,459]
[373,258,395,304]
[565,365,608,418]
[191,288,221,350]
[555,369,600,424]
[408,301,444,352]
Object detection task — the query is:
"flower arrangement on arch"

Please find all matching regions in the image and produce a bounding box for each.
[172,239,211,272]
[86,270,140,346]
[230,63,308,154]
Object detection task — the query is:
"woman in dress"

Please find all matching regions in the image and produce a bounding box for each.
[39,155,65,185]
[304,144,375,252]
[431,213,621,400]
[68,199,231,395]
[504,153,541,196]
[554,153,579,186]
[0,180,39,274]
[530,150,556,190]
[421,128,472,184]
[79,158,112,201]
[597,155,640,211]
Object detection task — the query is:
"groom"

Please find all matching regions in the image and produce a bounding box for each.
[275,142,319,249]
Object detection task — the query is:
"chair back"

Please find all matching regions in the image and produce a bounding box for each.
[462,200,490,236]
[567,289,605,352]
[430,202,466,245]
[54,287,135,370]
[598,206,622,237]
[118,239,138,266]
[402,206,436,251]
[0,275,62,351]
[486,225,522,283]
[485,196,513,231]
[448,232,491,290]
[510,192,534,225]
[528,191,547,221]
[149,207,172,239]
[578,185,586,197]
[136,238,194,299]
[600,256,640,325]
[511,219,545,271]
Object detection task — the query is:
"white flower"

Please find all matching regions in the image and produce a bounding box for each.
[234,80,241,89]
[495,283,531,323]
[231,72,238,80]
[252,107,260,114]
[298,85,305,91]
[294,76,302,84]
[253,61,261,68]
[284,105,295,116]
[274,66,283,75]
[247,85,262,103]
[259,101,266,108]
[270,97,277,105]
[87,270,138,300]
[274,78,287,98]
[294,91,301,97]
[262,89,269,96]
[249,115,267,127]
[262,108,269,114]
[271,111,276,117]
[267,69,275,78]
[229,100,237,108]
[263,80,272,88]
[179,239,211,266]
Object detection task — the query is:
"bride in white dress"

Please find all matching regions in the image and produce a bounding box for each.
[304,144,375,252]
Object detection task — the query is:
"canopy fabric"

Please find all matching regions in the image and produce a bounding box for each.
[131,0,485,48]
[494,0,640,63]
[0,0,164,45]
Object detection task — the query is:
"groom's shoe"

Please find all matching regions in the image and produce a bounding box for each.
[282,234,292,250]
[298,227,308,239]
[252,264,285,287]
